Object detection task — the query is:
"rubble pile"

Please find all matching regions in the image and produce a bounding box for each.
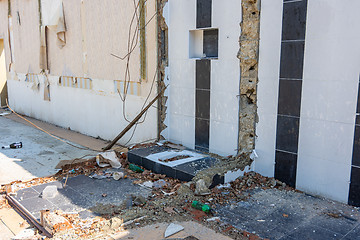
[208,172,291,205]
[43,211,110,240]
[0,148,295,240]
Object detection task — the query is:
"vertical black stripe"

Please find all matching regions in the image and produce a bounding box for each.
[195,59,211,151]
[349,78,360,206]
[274,0,308,188]
[203,29,218,58]
[196,0,212,28]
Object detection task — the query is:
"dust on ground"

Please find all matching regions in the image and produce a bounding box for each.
[1,148,290,240]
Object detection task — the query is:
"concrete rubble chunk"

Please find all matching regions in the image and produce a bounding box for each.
[11,228,36,240]
[164,223,184,238]
[194,179,210,196]
[41,211,73,234]
[42,185,58,199]
[132,195,146,206]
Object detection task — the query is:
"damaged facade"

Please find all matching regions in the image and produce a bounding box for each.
[1,0,360,208]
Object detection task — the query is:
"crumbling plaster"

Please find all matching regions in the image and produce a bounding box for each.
[156,0,260,187]
[238,0,260,155]
[2,0,160,145]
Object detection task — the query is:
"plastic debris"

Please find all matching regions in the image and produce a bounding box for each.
[42,185,58,199]
[164,223,184,238]
[0,112,10,116]
[129,164,144,173]
[207,217,220,222]
[96,151,122,168]
[88,172,107,179]
[191,200,212,213]
[113,172,124,180]
[139,181,154,189]
[153,179,169,189]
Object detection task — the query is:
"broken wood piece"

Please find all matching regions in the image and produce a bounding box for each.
[102,86,167,151]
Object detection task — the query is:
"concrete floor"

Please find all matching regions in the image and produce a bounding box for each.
[217,188,360,240]
[0,113,105,185]
[0,111,116,238]
[112,221,232,240]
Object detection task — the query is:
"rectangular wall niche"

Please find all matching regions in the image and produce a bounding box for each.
[189,29,218,59]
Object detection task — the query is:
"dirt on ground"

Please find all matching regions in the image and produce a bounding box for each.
[1,149,291,240]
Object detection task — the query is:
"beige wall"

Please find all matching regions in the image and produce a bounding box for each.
[6,0,157,91]
[3,0,159,144]
[0,39,7,106]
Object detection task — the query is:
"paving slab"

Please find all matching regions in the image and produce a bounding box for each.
[216,188,360,240]
[111,221,232,240]
[14,175,151,220]
[0,207,31,239]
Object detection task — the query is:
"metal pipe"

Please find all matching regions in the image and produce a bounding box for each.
[5,194,52,238]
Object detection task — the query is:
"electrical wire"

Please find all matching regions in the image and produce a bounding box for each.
[109,0,163,146]
[111,0,161,124]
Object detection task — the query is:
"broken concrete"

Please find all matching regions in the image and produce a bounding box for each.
[238,0,261,155]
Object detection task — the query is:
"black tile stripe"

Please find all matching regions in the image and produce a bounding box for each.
[274,0,308,188]
[196,0,212,28]
[203,29,218,58]
[349,76,360,206]
[195,60,211,151]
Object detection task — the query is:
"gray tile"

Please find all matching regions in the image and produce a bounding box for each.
[307,215,358,236]
[203,29,218,58]
[197,0,212,28]
[287,224,343,240]
[343,225,360,240]
[278,79,302,117]
[351,128,360,168]
[282,0,308,41]
[275,150,297,188]
[276,115,300,154]
[349,167,360,207]
[18,196,57,217]
[195,89,210,119]
[14,187,40,201]
[195,118,210,150]
[196,59,211,90]
[279,41,305,79]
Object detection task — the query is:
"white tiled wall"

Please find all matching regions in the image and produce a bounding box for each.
[256,0,360,203]
[165,0,241,156]
[296,0,360,202]
[255,0,283,176]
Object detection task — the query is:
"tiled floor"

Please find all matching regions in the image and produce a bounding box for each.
[14,175,151,220]
[216,189,360,240]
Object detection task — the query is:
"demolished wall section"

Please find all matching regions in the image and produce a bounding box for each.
[157,0,168,140]
[238,0,260,155]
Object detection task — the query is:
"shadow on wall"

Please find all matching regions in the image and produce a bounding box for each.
[0,39,8,107]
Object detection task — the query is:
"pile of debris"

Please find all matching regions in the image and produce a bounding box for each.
[0,146,295,240]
